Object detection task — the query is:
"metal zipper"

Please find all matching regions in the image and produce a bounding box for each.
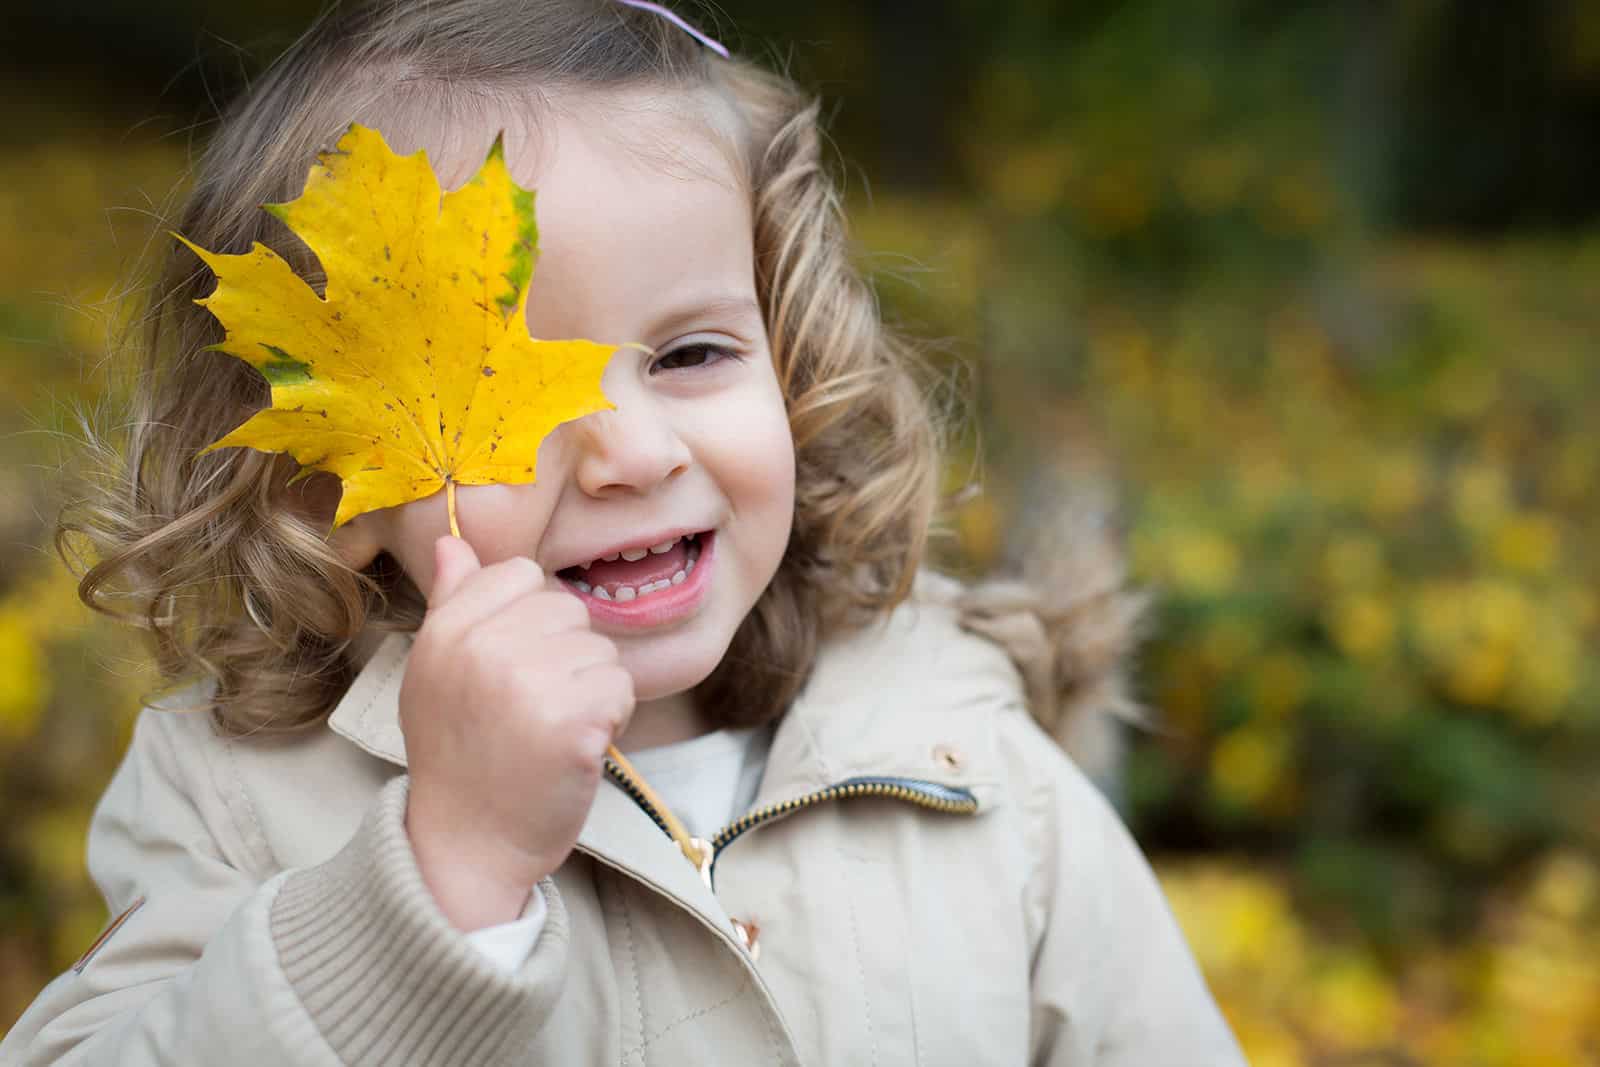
[603,757,979,889]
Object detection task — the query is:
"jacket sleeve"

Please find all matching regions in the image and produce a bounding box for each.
[1003,712,1248,1067]
[0,710,570,1067]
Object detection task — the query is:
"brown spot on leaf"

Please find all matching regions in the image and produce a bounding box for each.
[482,365,496,377]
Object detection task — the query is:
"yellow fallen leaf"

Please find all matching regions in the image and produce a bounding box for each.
[178,123,621,531]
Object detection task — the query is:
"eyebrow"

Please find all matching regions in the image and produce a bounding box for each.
[647,292,764,338]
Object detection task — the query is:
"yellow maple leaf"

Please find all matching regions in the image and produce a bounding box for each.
[178,123,622,532]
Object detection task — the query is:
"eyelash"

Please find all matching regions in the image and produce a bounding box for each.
[649,343,740,374]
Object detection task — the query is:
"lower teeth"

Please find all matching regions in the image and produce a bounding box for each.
[578,538,701,603]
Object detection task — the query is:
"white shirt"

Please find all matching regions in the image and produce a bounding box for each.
[463,725,772,970]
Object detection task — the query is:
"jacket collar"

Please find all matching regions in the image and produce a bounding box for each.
[327,586,1024,920]
[330,587,1021,798]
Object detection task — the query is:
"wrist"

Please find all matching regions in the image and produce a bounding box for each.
[405,797,549,931]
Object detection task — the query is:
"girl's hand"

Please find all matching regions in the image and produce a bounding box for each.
[399,534,634,931]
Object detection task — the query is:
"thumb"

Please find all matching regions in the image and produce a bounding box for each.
[428,534,482,607]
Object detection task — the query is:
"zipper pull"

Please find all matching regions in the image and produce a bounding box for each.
[681,836,714,888]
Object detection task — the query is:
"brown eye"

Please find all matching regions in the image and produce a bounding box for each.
[650,344,734,373]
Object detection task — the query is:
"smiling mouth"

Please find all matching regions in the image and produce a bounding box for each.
[557,532,706,602]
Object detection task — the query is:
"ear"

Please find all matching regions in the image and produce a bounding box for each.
[281,470,382,570]
[327,517,383,571]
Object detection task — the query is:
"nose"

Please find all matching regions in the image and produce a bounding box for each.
[571,399,691,497]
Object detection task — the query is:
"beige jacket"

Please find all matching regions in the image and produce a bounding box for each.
[1,576,1245,1066]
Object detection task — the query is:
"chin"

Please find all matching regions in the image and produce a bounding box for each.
[619,641,725,703]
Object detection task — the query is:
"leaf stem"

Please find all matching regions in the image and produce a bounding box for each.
[447,475,626,798]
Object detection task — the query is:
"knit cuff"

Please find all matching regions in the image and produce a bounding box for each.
[269,776,569,1066]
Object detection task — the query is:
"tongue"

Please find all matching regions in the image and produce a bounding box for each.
[580,541,690,589]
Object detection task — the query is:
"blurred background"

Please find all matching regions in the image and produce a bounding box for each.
[3,1,1598,1061]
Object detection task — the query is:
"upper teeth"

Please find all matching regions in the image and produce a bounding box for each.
[585,536,686,571]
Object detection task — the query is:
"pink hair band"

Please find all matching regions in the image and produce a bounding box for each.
[615,0,730,59]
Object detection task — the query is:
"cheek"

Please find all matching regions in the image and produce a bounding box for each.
[448,481,562,565]
[382,494,448,590]
[719,389,796,537]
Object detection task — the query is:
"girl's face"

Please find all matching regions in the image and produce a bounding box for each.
[332,92,796,720]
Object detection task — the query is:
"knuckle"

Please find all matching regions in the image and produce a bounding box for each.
[419,600,468,641]
[573,728,611,769]
[499,556,544,584]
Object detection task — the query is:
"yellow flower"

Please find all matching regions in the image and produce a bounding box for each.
[1297,951,1400,1051]
[1445,641,1511,706]
[1527,851,1599,923]
[1328,592,1396,660]
[1225,1017,1305,1067]
[1158,862,1305,982]
[1163,530,1240,596]
[1491,512,1562,575]
[22,808,92,886]
[1507,621,1579,725]
[0,607,47,744]
[1210,726,1291,810]
[1450,461,1511,532]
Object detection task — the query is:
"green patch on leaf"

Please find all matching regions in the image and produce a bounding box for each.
[259,344,313,385]
[497,186,539,317]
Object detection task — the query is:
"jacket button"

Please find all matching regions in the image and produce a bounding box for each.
[933,743,963,772]
[731,917,761,961]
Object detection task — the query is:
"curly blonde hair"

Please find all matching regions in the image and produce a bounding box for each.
[60,0,942,735]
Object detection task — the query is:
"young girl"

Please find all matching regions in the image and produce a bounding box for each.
[3,1,1245,1063]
